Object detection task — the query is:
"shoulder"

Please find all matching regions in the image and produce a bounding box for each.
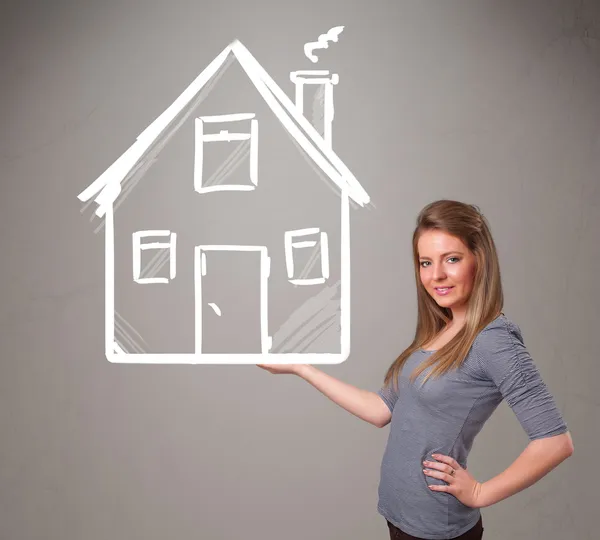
[474,313,524,353]
[471,313,531,382]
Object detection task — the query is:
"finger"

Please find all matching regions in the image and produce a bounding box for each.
[432,454,460,470]
[424,468,444,479]
[424,468,455,483]
[425,458,453,471]
[257,365,273,373]
[429,462,455,475]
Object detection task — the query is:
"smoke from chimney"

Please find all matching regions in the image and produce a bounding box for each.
[303,26,344,63]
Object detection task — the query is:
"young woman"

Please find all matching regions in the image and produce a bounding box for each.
[257,200,573,540]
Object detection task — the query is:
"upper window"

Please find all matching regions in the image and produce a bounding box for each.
[132,230,177,284]
[284,228,329,285]
[194,113,258,193]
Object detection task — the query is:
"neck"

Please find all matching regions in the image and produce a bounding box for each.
[448,306,468,328]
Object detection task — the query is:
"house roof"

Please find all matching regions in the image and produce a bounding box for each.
[77,39,370,217]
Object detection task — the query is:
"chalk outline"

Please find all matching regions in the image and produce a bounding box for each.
[76,40,368,215]
[132,230,177,284]
[285,228,329,285]
[76,39,370,364]
[290,70,338,148]
[196,245,270,354]
[195,113,259,193]
[304,26,345,63]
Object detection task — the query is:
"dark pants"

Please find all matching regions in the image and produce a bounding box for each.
[387,515,484,540]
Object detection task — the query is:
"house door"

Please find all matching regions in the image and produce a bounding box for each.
[194,246,270,355]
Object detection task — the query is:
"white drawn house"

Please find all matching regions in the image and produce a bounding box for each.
[78,39,370,364]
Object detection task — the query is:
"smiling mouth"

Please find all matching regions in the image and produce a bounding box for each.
[434,287,454,295]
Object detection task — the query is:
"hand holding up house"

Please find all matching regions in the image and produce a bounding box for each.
[256,364,392,428]
[256,363,304,375]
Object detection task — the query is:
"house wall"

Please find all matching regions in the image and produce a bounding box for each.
[112,58,346,355]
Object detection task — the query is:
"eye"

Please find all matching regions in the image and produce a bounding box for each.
[420,258,460,267]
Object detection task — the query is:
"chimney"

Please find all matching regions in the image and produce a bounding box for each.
[290,69,339,149]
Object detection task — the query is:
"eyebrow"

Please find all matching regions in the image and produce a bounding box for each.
[419,251,463,260]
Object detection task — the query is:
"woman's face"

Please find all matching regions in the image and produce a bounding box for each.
[417,230,477,312]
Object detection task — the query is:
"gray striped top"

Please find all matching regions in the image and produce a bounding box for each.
[376,314,568,539]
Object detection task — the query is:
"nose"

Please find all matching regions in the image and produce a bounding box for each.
[432,264,446,281]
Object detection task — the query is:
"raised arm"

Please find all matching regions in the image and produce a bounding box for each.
[257,364,392,428]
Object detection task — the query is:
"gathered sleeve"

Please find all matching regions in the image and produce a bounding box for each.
[472,319,568,441]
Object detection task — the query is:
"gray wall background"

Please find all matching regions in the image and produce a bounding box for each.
[1,0,598,538]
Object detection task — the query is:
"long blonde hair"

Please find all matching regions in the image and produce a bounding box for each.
[383,199,504,391]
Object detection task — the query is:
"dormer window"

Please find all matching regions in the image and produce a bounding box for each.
[194,113,258,193]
